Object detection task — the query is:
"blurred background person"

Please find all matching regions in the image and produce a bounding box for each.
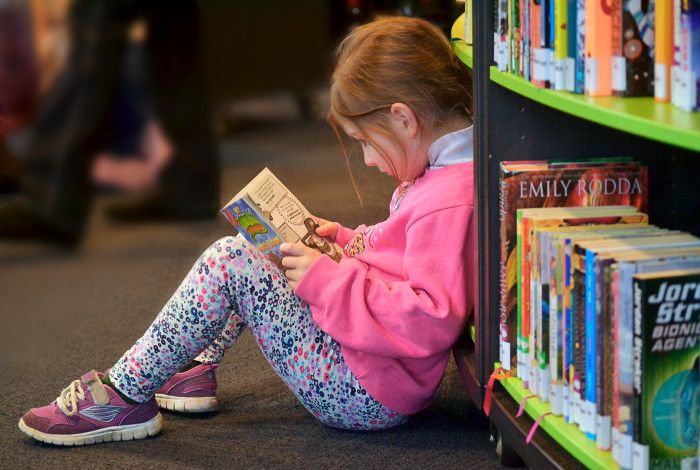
[0,0,219,247]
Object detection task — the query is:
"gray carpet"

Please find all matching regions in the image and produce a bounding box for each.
[0,118,502,469]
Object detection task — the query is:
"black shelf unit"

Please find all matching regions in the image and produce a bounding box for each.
[458,2,700,468]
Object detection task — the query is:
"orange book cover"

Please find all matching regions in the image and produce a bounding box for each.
[656,0,674,101]
[584,0,613,95]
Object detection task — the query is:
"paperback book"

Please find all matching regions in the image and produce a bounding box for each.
[221,168,342,267]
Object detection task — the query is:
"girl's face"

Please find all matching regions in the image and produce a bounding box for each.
[338,105,429,182]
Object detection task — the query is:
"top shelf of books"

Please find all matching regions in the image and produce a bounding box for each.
[450,13,472,69]
[488,68,700,153]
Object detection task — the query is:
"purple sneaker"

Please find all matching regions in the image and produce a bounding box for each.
[18,370,162,446]
[155,363,219,413]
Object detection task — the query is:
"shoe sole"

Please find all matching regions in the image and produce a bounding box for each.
[18,413,163,446]
[155,394,218,413]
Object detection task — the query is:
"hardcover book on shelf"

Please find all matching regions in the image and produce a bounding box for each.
[611,0,656,96]
[573,234,700,441]
[545,225,661,422]
[553,0,573,90]
[499,160,648,377]
[613,254,700,468]
[676,0,700,111]
[574,0,586,92]
[596,247,700,456]
[584,0,613,95]
[631,269,700,470]
[594,246,700,451]
[655,0,674,101]
[517,207,648,395]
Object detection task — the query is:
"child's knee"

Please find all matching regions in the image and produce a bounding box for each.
[209,235,248,255]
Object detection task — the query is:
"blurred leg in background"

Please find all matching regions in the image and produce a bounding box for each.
[0,0,219,247]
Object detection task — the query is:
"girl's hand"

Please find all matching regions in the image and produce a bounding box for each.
[280,242,322,290]
[312,216,339,242]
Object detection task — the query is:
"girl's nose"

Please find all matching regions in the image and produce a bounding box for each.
[363,152,375,167]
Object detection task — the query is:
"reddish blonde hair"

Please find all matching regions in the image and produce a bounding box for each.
[328,16,473,188]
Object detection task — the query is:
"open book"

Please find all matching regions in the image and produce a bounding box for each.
[220,168,343,267]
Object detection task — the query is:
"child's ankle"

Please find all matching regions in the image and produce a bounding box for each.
[101,374,139,404]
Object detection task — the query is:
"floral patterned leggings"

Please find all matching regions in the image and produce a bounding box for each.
[108,235,408,430]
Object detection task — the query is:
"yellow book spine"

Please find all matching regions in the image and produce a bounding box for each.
[655,0,673,102]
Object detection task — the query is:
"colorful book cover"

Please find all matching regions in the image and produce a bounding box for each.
[614,255,700,468]
[612,0,656,96]
[602,247,700,457]
[584,0,613,95]
[595,246,700,451]
[632,269,700,470]
[499,161,648,378]
[655,0,674,101]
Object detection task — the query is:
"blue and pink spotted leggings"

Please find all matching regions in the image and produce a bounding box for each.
[108,235,408,430]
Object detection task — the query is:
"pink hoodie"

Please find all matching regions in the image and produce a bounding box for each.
[295,161,475,414]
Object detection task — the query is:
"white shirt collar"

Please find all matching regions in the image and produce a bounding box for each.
[428,126,474,168]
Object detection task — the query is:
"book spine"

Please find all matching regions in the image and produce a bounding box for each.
[678,0,700,111]
[617,264,634,470]
[524,0,531,80]
[573,250,587,428]
[575,0,586,92]
[553,0,568,90]
[466,0,473,44]
[671,0,682,106]
[584,250,597,440]
[564,238,575,422]
[519,0,525,76]
[584,0,613,95]
[499,177,513,371]
[601,262,615,451]
[521,215,533,386]
[655,0,673,101]
[611,268,621,464]
[631,278,649,470]
[531,0,546,86]
[595,258,613,450]
[548,234,563,415]
[620,0,655,96]
[539,231,551,402]
[611,0,626,94]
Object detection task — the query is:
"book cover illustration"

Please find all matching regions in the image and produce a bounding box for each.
[615,255,700,468]
[499,161,648,375]
[616,0,656,96]
[221,168,342,267]
[632,269,700,470]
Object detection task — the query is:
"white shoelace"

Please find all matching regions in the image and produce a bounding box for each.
[57,380,86,416]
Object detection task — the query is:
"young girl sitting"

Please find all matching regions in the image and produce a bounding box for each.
[19,16,475,445]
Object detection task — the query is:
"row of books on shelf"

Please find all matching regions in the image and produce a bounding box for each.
[493,0,700,112]
[497,160,699,469]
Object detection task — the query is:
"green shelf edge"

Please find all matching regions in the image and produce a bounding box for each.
[451,13,472,69]
[490,67,700,153]
[499,376,619,470]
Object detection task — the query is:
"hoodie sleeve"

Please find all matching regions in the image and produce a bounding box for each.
[294,205,474,359]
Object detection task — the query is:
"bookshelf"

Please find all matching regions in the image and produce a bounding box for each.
[453,4,700,469]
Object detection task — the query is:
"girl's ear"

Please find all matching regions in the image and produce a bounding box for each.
[390,103,419,138]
